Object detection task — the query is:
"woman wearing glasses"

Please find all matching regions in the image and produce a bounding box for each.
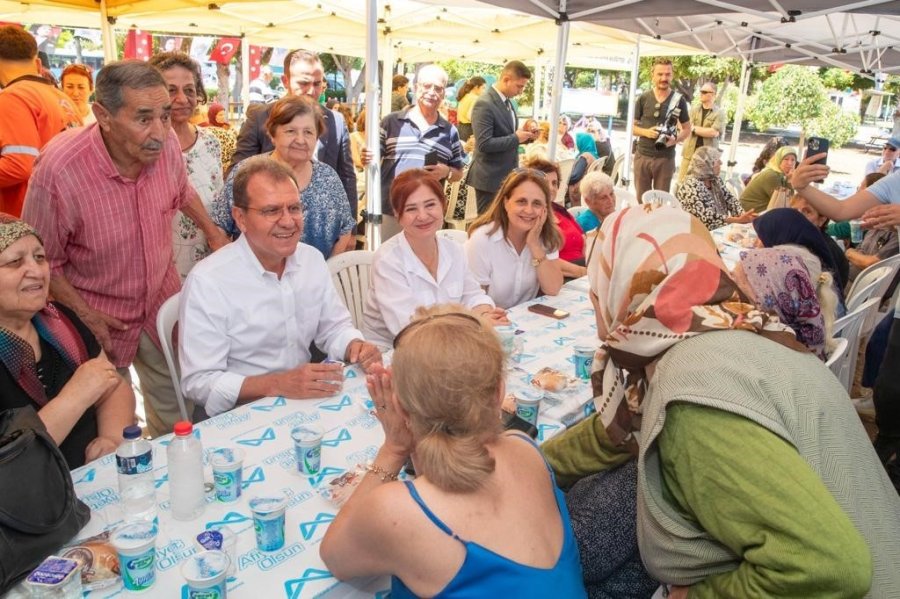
[212,95,355,258]
[60,64,95,125]
[321,306,588,597]
[363,170,506,347]
[149,53,224,280]
[465,169,563,308]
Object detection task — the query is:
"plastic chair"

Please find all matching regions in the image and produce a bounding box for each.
[556,158,575,204]
[445,184,479,231]
[832,296,881,392]
[568,205,588,220]
[846,265,892,313]
[824,336,849,381]
[327,250,375,329]
[610,155,625,187]
[155,292,190,422]
[641,189,678,207]
[436,228,468,244]
[846,254,900,308]
[615,187,637,210]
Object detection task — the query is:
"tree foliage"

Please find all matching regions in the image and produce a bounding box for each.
[807,101,860,148]
[745,65,827,135]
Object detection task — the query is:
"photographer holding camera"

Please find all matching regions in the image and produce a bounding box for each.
[632,58,691,200]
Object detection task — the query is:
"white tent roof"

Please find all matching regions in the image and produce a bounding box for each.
[475,0,900,73]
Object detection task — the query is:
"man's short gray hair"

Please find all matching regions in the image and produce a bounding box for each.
[580,171,615,200]
[95,60,166,115]
[233,156,298,209]
[416,64,448,87]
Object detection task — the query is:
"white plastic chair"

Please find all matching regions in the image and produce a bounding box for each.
[832,296,881,392]
[615,186,637,210]
[610,155,625,187]
[155,292,190,422]
[846,254,900,308]
[846,265,892,314]
[436,228,468,244]
[445,184,479,231]
[824,336,849,380]
[641,189,678,207]
[327,250,375,329]
[556,158,575,204]
[568,205,588,220]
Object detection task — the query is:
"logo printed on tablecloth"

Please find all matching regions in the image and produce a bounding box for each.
[252,396,287,412]
[284,568,334,599]
[206,511,252,529]
[554,336,577,346]
[155,473,168,489]
[241,466,266,489]
[157,539,198,571]
[537,423,561,441]
[80,487,119,511]
[321,428,352,448]
[74,468,96,484]
[236,427,277,447]
[319,395,353,411]
[240,543,304,572]
[307,466,345,487]
[299,512,336,540]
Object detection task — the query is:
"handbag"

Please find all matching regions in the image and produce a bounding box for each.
[766,185,792,211]
[0,406,91,593]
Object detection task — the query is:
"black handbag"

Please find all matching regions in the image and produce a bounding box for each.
[0,406,91,593]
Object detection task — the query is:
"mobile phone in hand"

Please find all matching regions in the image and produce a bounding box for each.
[805,137,829,183]
[527,303,570,319]
[424,150,439,166]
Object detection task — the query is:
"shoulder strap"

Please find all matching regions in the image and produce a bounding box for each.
[402,481,462,541]
[506,431,553,476]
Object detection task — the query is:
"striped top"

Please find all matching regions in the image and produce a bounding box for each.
[22,124,192,366]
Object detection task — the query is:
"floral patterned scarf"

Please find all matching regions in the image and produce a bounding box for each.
[738,248,827,360]
[587,205,804,451]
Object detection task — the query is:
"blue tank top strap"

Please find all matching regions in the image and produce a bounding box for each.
[402,480,462,541]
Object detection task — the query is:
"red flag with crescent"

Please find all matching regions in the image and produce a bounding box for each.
[249,45,263,80]
[124,29,152,61]
[208,37,241,64]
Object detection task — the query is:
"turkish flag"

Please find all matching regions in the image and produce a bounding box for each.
[208,37,241,65]
[124,29,152,61]
[249,45,264,80]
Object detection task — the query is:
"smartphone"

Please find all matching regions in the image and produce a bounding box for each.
[527,303,570,319]
[423,150,439,166]
[501,410,539,439]
[805,137,829,183]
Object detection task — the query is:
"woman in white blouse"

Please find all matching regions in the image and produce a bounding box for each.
[363,170,508,347]
[465,169,564,308]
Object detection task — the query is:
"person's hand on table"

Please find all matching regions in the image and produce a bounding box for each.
[84,436,120,462]
[366,366,414,459]
[726,210,756,225]
[345,339,382,373]
[275,363,343,398]
[78,308,127,358]
[861,204,900,230]
[790,153,829,191]
[476,306,510,326]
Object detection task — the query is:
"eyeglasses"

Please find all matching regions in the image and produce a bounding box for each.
[419,82,445,95]
[700,90,714,95]
[243,203,304,221]
[62,64,92,78]
[512,167,546,178]
[393,312,482,349]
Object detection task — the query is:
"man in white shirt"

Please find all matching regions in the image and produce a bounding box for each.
[865,136,900,176]
[179,156,380,417]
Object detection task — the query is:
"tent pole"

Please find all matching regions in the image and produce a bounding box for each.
[726,58,750,180]
[99,0,116,63]
[240,37,250,119]
[533,60,543,120]
[622,36,640,190]
[380,35,394,119]
[365,0,382,251]
[547,19,570,163]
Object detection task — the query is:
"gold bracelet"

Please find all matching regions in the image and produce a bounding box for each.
[366,463,399,482]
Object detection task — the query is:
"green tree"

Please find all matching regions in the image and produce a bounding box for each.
[745,65,829,147]
[807,102,859,147]
[819,68,855,91]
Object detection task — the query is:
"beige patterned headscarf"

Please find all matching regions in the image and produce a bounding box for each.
[0,213,42,254]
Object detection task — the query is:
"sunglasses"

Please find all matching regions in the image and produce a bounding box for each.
[700,90,714,95]
[885,145,898,152]
[512,167,546,178]
[393,312,483,349]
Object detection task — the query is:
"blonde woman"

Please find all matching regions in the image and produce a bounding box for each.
[465,169,564,308]
[321,305,587,597]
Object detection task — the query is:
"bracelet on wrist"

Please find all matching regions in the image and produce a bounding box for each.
[366,463,399,482]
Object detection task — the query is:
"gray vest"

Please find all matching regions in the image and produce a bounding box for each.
[636,330,900,596]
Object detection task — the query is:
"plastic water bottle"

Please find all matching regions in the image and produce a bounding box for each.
[116,425,157,523]
[167,421,206,521]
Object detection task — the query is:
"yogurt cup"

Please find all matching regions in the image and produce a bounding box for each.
[291,425,323,475]
[195,525,237,576]
[249,495,287,552]
[181,550,230,599]
[515,388,543,426]
[110,522,158,592]
[495,325,517,356]
[210,447,244,503]
[573,345,595,380]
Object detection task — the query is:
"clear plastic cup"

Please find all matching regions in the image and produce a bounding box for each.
[291,425,323,475]
[195,525,237,576]
[210,447,244,503]
[850,220,864,244]
[249,495,287,552]
[110,521,158,593]
[181,550,230,599]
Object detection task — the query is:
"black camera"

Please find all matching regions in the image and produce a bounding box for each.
[654,107,681,150]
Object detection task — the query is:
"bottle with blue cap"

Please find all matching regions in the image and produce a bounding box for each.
[116,425,157,523]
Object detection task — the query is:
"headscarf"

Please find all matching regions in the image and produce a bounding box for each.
[559,115,574,149]
[753,208,846,291]
[687,146,728,215]
[205,103,229,128]
[0,214,89,406]
[765,146,797,175]
[738,248,828,360]
[587,205,803,452]
[575,132,599,159]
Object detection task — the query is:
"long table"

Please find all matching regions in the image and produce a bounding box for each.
[7,281,597,598]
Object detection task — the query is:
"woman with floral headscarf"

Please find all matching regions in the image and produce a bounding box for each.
[543,205,900,598]
[740,145,797,213]
[676,147,754,230]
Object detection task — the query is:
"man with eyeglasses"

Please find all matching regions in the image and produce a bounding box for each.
[677,82,723,184]
[233,49,357,220]
[179,157,381,418]
[865,136,900,176]
[362,64,464,240]
[22,60,229,437]
[0,25,82,216]
[632,57,692,200]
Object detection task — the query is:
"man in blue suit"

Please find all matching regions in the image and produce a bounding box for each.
[467,60,537,213]
[233,49,358,219]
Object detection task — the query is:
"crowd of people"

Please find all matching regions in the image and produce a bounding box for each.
[2,20,900,597]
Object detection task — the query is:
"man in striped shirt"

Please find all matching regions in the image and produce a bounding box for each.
[23,61,229,438]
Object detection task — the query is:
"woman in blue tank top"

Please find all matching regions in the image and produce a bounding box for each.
[321,304,587,598]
